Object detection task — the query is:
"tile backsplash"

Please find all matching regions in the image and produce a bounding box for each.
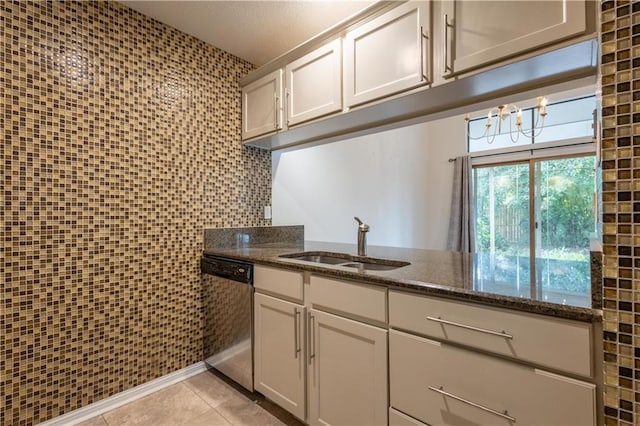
[1,1,270,424]
[204,225,304,250]
[600,0,640,425]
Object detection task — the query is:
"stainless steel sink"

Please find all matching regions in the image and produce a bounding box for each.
[281,254,350,265]
[341,262,408,271]
[279,251,410,270]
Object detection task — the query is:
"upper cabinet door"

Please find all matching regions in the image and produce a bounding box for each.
[441,0,587,77]
[285,39,342,127]
[344,2,431,108]
[242,69,283,140]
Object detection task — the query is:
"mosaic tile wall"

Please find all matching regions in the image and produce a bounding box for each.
[601,0,640,424]
[1,1,271,424]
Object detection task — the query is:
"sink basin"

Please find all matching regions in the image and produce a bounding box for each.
[279,251,410,271]
[341,261,409,271]
[280,254,350,265]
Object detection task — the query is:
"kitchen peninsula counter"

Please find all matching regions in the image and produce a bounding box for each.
[203,240,601,323]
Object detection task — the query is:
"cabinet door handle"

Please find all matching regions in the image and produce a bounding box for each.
[286,91,290,126]
[420,26,430,84]
[442,14,453,75]
[308,313,316,365]
[273,93,279,130]
[428,386,516,423]
[293,308,301,358]
[426,316,513,340]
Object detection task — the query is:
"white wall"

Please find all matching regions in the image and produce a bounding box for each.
[271,115,466,250]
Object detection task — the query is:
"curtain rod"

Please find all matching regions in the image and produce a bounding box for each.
[447,138,594,164]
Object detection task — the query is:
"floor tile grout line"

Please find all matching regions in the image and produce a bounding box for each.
[182,374,246,425]
[182,377,226,411]
[211,406,236,426]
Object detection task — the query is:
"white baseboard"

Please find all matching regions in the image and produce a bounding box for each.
[37,362,208,426]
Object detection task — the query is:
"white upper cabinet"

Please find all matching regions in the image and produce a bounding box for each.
[344,1,431,108]
[240,1,596,148]
[441,0,587,77]
[285,39,342,126]
[241,69,283,140]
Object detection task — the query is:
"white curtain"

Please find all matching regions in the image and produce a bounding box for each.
[447,156,475,253]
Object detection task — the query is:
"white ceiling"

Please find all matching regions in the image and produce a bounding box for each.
[120,1,374,67]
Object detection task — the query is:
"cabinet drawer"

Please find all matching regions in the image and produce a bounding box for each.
[388,291,592,377]
[254,265,304,302]
[310,275,386,324]
[390,330,596,426]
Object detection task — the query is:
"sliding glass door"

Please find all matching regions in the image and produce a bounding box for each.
[474,155,595,306]
[534,156,595,305]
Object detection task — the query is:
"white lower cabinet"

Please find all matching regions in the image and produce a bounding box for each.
[254,292,306,420]
[308,309,388,426]
[389,330,597,426]
[254,266,598,426]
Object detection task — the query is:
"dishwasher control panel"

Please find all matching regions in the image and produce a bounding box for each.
[201,255,253,284]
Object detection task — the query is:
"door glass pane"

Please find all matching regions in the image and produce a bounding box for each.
[474,163,531,297]
[535,156,595,307]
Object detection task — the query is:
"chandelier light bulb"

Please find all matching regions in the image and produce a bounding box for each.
[540,97,548,116]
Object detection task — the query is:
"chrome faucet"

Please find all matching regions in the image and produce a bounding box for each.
[354,217,370,256]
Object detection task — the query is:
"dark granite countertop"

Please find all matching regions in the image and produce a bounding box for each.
[203,240,602,323]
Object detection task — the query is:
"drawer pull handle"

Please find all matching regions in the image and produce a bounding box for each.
[428,386,516,423]
[426,316,513,340]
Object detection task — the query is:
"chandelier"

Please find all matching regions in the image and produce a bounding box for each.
[465,96,548,144]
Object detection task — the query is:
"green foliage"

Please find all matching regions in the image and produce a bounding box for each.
[538,157,595,252]
[474,156,595,261]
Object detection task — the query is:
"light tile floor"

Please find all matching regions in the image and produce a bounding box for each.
[77,371,294,426]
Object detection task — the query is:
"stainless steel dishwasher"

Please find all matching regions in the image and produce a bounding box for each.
[201,254,254,391]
